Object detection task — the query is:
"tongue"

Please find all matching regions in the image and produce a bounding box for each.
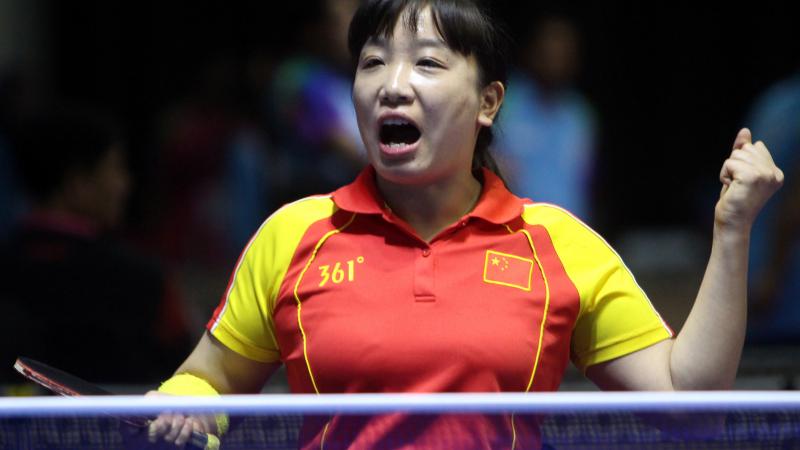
[381,124,420,145]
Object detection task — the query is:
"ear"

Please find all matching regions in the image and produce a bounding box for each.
[478,81,505,127]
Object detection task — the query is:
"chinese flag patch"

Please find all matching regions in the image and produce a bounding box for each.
[483,250,534,291]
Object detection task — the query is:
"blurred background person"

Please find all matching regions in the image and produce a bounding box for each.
[0,64,47,241]
[743,68,800,344]
[148,52,275,266]
[495,14,596,222]
[0,132,25,240]
[0,106,192,385]
[266,0,365,202]
[140,52,277,326]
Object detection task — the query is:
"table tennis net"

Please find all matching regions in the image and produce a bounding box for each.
[1,392,799,449]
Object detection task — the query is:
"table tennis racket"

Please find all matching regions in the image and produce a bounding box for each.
[14,357,219,450]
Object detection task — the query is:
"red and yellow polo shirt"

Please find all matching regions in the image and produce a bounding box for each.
[207,166,673,449]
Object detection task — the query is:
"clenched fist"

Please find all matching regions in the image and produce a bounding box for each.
[716,128,784,232]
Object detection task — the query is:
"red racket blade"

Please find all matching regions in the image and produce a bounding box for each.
[13,357,215,449]
[14,357,111,396]
[14,357,147,427]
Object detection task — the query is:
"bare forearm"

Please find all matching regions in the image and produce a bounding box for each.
[670,226,750,390]
[586,129,781,392]
[174,332,278,394]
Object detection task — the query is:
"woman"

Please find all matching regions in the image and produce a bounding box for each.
[147,0,784,448]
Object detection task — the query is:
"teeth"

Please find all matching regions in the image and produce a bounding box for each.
[383,118,410,126]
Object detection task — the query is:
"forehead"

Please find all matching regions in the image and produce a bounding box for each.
[363,7,447,50]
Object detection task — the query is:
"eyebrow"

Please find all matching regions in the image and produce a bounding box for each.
[365,36,448,50]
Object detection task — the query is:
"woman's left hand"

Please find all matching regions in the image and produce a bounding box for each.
[715,128,784,233]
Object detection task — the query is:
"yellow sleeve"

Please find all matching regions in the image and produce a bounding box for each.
[207,196,337,363]
[522,204,673,373]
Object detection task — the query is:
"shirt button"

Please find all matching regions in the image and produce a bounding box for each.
[422,249,431,257]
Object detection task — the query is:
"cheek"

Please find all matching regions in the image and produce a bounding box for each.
[418,71,480,112]
[352,81,373,132]
[352,73,375,107]
[424,88,481,134]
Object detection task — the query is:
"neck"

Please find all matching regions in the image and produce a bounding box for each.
[377,170,482,242]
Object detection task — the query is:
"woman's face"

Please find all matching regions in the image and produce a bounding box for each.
[352,7,496,186]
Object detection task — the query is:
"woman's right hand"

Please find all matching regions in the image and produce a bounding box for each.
[135,332,281,448]
[144,391,220,448]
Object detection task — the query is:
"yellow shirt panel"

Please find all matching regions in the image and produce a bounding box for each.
[521,203,673,372]
[208,195,338,363]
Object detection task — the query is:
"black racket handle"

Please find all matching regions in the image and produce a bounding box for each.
[186,431,218,450]
[120,423,218,449]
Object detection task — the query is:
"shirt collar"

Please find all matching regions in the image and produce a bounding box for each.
[332,166,524,225]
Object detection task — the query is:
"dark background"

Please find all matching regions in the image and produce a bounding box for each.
[1,0,799,390]
[38,1,800,238]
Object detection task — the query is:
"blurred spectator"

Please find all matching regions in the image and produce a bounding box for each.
[267,0,365,201]
[149,53,274,266]
[136,53,277,328]
[0,136,25,239]
[495,15,596,221]
[0,106,192,384]
[0,64,47,240]
[743,71,800,344]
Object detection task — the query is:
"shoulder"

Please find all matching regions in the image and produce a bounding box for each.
[520,202,589,234]
[264,195,337,227]
[520,202,617,258]
[243,195,339,258]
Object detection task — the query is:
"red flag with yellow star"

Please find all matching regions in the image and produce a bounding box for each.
[483,250,534,291]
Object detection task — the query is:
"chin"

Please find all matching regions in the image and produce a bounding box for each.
[373,160,442,187]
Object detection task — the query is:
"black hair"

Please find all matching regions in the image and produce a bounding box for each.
[10,105,123,202]
[347,0,510,180]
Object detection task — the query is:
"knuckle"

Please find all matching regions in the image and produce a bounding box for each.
[176,426,191,445]
[185,418,198,434]
[164,416,185,441]
[153,419,167,432]
[197,416,211,433]
[739,172,756,184]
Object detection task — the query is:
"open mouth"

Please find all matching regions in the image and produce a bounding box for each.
[379,118,421,148]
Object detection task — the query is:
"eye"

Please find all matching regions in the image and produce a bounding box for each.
[360,57,383,69]
[417,58,445,69]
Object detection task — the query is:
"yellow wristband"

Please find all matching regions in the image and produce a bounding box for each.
[205,434,220,450]
[158,373,229,436]
[215,413,229,435]
[158,373,219,396]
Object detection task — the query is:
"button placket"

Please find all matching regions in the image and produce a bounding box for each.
[413,246,436,302]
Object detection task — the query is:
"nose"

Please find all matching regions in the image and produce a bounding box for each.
[379,62,413,105]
